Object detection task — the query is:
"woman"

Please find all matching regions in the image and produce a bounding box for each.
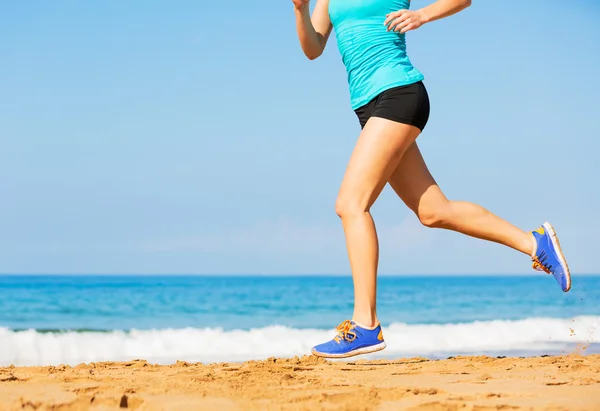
[292,0,571,359]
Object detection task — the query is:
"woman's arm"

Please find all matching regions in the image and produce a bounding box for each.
[417,0,472,24]
[293,0,333,60]
[384,0,471,33]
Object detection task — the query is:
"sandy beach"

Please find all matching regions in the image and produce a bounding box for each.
[1,354,598,411]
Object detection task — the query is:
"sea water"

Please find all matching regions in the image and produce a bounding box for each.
[1,275,599,366]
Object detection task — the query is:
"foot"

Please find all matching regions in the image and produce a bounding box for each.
[531,222,571,292]
[311,320,387,358]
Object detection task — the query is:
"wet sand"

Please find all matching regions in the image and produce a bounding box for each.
[1,354,599,410]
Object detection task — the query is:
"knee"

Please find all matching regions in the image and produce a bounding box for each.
[335,196,370,220]
[417,201,452,228]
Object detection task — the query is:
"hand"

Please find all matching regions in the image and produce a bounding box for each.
[384,9,426,33]
[292,0,310,12]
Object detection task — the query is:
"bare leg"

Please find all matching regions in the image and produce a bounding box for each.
[388,142,535,255]
[336,118,421,328]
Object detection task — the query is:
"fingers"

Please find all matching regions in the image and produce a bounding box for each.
[399,21,415,33]
[384,10,418,33]
[383,10,406,28]
[292,0,309,11]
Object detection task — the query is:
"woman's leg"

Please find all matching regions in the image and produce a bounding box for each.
[335,117,421,328]
[388,142,535,255]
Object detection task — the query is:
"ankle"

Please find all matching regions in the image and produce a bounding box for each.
[528,233,537,257]
[352,313,379,329]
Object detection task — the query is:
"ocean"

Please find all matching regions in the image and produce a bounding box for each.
[1,275,599,367]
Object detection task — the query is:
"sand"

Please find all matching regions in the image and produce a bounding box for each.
[0,354,599,411]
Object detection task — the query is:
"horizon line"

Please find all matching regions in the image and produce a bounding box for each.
[0,273,599,277]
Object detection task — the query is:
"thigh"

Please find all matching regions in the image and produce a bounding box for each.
[388,142,447,214]
[338,117,421,210]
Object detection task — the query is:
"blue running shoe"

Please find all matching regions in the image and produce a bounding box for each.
[311,320,387,358]
[531,222,571,292]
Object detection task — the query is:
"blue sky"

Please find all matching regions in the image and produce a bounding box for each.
[1,0,599,275]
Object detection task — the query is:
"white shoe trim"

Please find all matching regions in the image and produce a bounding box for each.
[311,341,387,359]
[542,221,571,292]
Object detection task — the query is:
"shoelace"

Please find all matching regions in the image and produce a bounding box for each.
[532,250,553,274]
[333,320,357,343]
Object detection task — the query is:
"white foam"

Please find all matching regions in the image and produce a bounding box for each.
[1,316,598,366]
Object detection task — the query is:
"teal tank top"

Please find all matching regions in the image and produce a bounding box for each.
[328,0,424,110]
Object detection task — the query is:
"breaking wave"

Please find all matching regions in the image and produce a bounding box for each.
[2,316,598,366]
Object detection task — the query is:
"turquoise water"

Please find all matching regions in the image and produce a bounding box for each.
[1,275,599,366]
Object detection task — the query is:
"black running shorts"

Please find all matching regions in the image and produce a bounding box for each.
[354,81,430,131]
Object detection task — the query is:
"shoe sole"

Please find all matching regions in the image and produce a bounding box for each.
[542,221,571,292]
[311,341,387,359]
